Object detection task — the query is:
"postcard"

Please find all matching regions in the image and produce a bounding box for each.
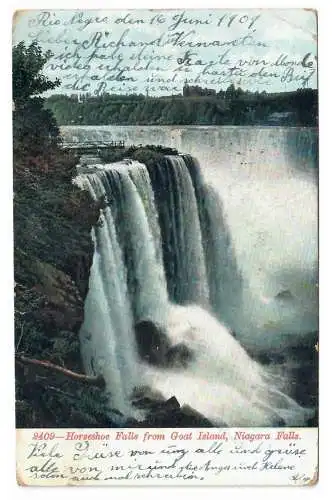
[13,7,318,486]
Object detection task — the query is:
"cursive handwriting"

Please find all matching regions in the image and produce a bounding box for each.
[16,428,318,485]
[15,9,317,96]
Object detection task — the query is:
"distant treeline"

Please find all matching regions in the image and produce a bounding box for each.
[45,86,318,127]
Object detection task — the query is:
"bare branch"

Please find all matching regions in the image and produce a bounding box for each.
[15,354,105,388]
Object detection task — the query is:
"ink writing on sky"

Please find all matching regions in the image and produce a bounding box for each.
[13,9,318,96]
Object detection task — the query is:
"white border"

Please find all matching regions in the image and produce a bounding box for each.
[2,0,330,498]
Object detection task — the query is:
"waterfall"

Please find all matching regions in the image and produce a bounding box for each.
[75,161,170,415]
[75,149,315,427]
[75,172,139,415]
[146,155,209,306]
[201,184,244,328]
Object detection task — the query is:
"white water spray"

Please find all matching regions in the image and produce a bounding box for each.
[72,127,317,426]
[142,304,313,426]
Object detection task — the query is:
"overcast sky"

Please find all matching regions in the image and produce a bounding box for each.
[13,9,318,95]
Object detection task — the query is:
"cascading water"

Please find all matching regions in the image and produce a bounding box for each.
[146,155,209,306]
[76,161,170,416]
[200,183,244,328]
[75,147,316,427]
[75,171,139,416]
[144,304,313,426]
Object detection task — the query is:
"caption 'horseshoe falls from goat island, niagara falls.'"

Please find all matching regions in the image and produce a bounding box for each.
[69,125,318,428]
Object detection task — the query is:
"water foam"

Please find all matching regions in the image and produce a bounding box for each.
[141,304,313,426]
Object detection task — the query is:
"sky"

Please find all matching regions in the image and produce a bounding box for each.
[12,9,317,96]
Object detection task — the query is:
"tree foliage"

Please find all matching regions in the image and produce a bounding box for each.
[13,41,60,107]
[13,42,61,155]
[45,87,318,127]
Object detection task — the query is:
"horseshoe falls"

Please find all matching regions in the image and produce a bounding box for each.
[71,126,318,426]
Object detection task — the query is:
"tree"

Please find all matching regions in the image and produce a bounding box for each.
[234,86,244,99]
[225,83,236,101]
[13,42,61,154]
[291,88,318,126]
[13,41,60,108]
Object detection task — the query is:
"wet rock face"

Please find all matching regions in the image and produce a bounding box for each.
[166,343,193,368]
[275,289,294,302]
[134,320,171,366]
[134,320,195,368]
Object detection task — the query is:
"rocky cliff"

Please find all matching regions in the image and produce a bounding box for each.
[14,150,114,427]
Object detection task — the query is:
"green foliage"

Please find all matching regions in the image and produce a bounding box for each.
[13,42,61,156]
[46,88,318,127]
[13,41,60,107]
[289,88,318,126]
[13,98,60,156]
[99,145,179,167]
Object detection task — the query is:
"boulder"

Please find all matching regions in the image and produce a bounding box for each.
[172,405,215,427]
[166,342,194,368]
[134,320,171,366]
[134,321,195,369]
[143,399,214,428]
[275,289,294,302]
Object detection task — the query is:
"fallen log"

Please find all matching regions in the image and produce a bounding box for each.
[15,354,105,389]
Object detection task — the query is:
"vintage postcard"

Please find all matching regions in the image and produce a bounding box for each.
[13,7,318,486]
